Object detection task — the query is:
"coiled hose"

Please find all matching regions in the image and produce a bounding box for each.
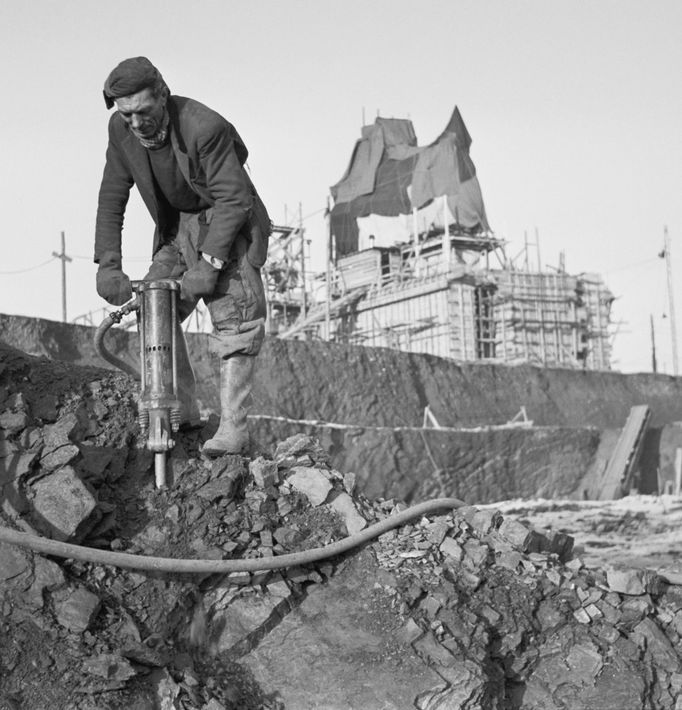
[93,299,141,380]
[0,498,466,574]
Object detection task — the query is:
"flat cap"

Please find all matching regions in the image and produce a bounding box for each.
[103,56,169,108]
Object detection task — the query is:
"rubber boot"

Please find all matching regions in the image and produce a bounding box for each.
[202,355,255,456]
[175,322,202,429]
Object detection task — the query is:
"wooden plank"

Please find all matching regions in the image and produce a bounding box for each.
[597,405,651,500]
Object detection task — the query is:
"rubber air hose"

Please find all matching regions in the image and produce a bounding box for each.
[93,300,141,380]
[0,497,466,574]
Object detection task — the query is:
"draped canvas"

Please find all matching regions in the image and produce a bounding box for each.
[330,106,489,256]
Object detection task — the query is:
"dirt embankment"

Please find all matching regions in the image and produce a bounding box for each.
[1,313,680,503]
[2,313,680,429]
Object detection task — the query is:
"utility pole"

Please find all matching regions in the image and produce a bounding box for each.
[325,198,332,340]
[52,231,72,323]
[650,314,658,373]
[299,202,307,318]
[662,226,679,375]
[535,226,542,272]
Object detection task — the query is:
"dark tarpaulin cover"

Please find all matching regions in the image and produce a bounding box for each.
[330,107,489,256]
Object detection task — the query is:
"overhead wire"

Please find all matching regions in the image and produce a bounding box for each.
[602,256,660,276]
[278,205,328,228]
[0,253,151,275]
[70,254,150,262]
[0,256,58,275]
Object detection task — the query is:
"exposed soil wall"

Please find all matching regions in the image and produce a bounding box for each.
[1,313,680,502]
[2,313,681,430]
[249,418,600,504]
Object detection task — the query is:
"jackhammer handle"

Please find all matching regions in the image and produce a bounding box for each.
[131,277,182,291]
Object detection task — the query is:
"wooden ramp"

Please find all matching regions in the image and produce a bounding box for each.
[597,405,651,500]
[279,286,369,339]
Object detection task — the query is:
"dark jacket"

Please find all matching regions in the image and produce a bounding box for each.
[95,95,270,266]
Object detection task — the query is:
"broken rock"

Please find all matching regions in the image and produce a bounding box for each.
[53,585,101,633]
[30,465,97,540]
[287,466,332,506]
[328,491,367,534]
[209,592,286,654]
[41,412,82,450]
[40,443,80,471]
[439,536,463,562]
[26,556,65,609]
[565,641,604,677]
[0,410,29,434]
[196,476,239,502]
[0,541,30,581]
[607,566,662,596]
[498,517,547,553]
[250,456,279,488]
[274,433,330,467]
[83,653,138,682]
[631,618,680,673]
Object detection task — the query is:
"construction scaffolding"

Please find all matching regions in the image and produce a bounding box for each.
[278,224,615,371]
[476,268,614,369]
[263,222,308,336]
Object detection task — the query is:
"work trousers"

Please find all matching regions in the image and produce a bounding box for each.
[144,211,266,357]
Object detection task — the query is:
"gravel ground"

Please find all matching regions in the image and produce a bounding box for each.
[488,495,682,576]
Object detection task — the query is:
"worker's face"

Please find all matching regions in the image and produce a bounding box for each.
[115,87,167,140]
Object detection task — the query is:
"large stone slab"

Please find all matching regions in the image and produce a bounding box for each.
[241,550,444,709]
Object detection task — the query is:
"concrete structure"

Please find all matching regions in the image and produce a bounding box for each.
[275,230,614,371]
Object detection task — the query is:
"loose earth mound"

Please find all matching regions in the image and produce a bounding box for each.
[1,343,682,709]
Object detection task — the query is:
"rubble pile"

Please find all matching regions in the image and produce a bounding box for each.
[1,342,682,709]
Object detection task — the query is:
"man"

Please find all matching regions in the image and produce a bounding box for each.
[95,56,271,456]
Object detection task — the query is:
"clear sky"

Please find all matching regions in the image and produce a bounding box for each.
[0,0,680,373]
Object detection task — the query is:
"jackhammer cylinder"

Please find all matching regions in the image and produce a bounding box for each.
[133,279,182,488]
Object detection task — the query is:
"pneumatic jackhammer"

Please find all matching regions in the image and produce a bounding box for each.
[94,278,185,489]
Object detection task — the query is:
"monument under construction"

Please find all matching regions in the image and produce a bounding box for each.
[263,107,614,370]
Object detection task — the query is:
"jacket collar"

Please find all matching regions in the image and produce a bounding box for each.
[119,125,159,225]
[167,97,192,187]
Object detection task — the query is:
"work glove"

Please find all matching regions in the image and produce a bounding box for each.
[144,244,187,280]
[96,251,133,305]
[180,257,220,301]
